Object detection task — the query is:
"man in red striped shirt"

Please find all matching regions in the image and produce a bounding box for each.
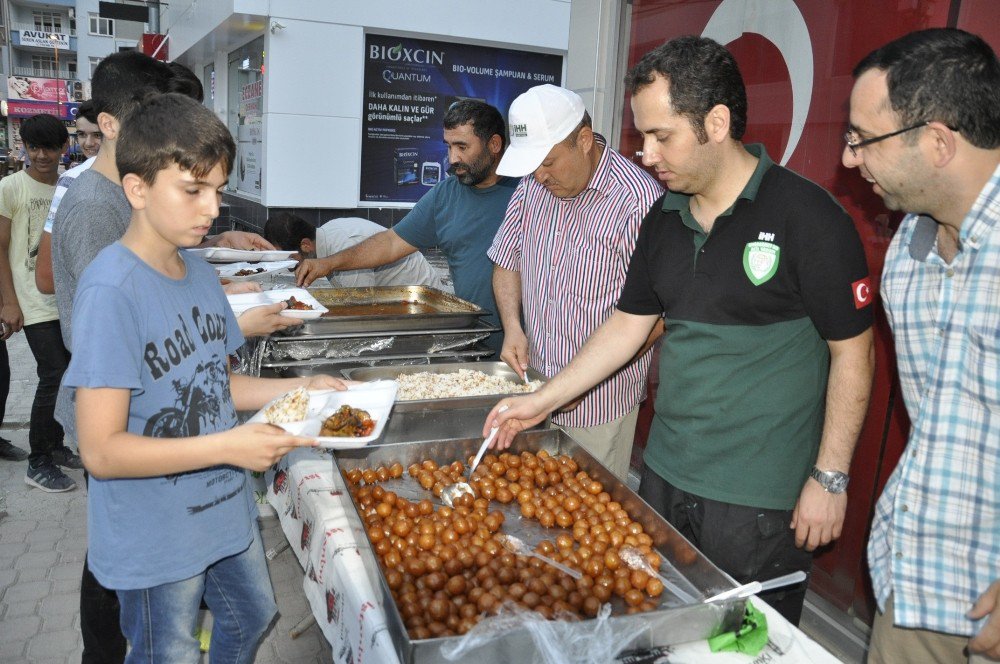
[488,84,662,480]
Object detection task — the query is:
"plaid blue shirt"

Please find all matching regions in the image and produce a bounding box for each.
[869,163,1000,636]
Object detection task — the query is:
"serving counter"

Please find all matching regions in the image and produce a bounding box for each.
[247,284,841,662]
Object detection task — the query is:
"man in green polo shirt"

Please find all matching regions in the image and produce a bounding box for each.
[484,36,875,624]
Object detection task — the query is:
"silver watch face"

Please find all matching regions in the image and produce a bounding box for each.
[813,468,849,493]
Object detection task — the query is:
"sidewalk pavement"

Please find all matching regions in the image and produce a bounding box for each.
[0,332,334,662]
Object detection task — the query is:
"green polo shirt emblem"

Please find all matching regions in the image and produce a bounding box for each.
[743,241,780,285]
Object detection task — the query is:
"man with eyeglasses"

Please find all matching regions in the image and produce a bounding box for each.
[844,28,1000,664]
[486,36,875,625]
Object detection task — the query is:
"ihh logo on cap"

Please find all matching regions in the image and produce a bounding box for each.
[510,123,528,138]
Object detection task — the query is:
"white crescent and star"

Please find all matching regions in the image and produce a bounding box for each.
[702,0,813,166]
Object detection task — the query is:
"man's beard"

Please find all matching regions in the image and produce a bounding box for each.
[448,154,491,186]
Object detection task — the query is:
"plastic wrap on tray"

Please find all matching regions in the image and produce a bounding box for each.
[440,603,647,664]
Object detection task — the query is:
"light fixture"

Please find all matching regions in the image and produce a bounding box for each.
[270,21,286,34]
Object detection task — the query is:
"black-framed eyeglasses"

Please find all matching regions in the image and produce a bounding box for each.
[844,121,930,158]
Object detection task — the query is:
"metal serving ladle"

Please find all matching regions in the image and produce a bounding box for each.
[440,405,508,507]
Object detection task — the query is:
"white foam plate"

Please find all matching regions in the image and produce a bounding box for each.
[187,247,297,263]
[250,381,398,448]
[216,260,298,282]
[226,288,328,319]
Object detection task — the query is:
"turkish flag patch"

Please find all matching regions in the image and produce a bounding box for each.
[852,277,873,309]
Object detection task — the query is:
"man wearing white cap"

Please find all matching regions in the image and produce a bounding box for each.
[488,84,662,479]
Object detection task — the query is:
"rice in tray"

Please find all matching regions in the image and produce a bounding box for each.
[395,369,542,401]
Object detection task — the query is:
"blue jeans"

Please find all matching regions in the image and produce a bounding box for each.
[117,526,276,664]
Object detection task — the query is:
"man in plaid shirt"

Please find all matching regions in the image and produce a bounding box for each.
[844,28,1000,663]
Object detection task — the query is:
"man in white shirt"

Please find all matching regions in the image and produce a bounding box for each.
[265,212,447,289]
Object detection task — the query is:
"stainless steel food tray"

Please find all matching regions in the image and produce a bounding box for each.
[341,361,545,413]
[271,320,498,343]
[282,286,488,335]
[333,429,744,664]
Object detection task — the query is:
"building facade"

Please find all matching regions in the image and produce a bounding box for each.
[2,0,145,154]
[165,1,574,230]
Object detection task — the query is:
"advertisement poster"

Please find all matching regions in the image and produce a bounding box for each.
[6,76,84,121]
[9,76,66,103]
[236,78,263,195]
[361,34,563,205]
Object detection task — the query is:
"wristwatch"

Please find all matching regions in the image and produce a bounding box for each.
[810,467,850,493]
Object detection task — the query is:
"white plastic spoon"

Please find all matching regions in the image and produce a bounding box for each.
[440,405,508,507]
[498,533,582,579]
[703,570,808,603]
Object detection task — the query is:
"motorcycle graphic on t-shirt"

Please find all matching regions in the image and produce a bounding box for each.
[143,357,229,437]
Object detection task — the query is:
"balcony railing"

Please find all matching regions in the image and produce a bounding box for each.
[12,66,76,79]
[10,22,76,37]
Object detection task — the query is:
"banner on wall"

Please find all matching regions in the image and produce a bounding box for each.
[360,34,563,205]
[21,31,69,49]
[236,79,263,195]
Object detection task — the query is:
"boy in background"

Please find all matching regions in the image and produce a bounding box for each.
[0,113,81,491]
[35,100,102,294]
[62,92,345,660]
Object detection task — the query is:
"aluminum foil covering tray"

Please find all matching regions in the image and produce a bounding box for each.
[263,323,496,362]
[332,429,744,664]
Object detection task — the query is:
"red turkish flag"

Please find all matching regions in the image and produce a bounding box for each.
[852,277,873,309]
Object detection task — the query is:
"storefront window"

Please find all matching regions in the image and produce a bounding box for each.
[227,36,264,196]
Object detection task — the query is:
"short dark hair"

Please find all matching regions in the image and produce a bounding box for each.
[853,28,1000,150]
[166,61,204,103]
[443,100,506,148]
[116,93,235,185]
[624,35,747,143]
[91,51,174,123]
[20,114,68,150]
[76,100,98,124]
[264,212,316,251]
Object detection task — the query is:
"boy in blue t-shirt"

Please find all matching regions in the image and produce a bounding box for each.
[61,93,344,661]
